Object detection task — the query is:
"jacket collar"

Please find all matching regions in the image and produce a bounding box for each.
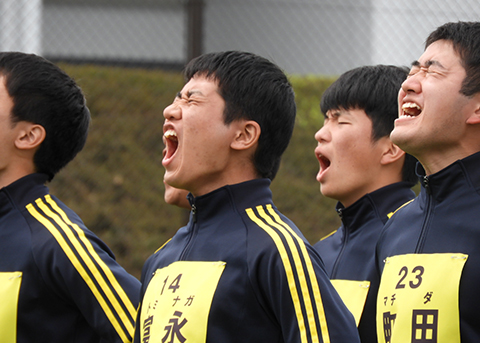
[187,178,273,223]
[336,182,416,232]
[0,173,49,208]
[418,151,480,202]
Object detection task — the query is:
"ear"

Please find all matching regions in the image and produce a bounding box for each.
[15,124,46,151]
[380,139,405,166]
[465,94,480,125]
[230,120,261,151]
[466,106,480,125]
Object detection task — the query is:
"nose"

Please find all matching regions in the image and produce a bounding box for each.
[163,102,181,120]
[401,71,423,95]
[314,123,330,143]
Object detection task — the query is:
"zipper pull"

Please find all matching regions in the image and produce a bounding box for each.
[336,208,343,219]
[191,203,197,223]
[187,193,197,223]
[423,176,431,195]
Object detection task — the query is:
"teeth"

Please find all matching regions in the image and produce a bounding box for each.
[402,102,421,110]
[401,102,422,117]
[164,129,177,140]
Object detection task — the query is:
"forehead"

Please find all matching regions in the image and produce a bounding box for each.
[325,108,374,132]
[0,76,13,111]
[180,75,219,96]
[326,107,369,121]
[419,40,463,69]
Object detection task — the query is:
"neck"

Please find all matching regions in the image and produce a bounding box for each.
[419,149,478,175]
[191,162,259,197]
[0,164,36,189]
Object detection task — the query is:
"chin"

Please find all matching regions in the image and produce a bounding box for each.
[390,131,409,149]
[319,187,334,200]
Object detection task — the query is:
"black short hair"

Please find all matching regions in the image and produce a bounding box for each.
[320,65,417,184]
[426,21,480,97]
[184,51,296,180]
[0,52,90,181]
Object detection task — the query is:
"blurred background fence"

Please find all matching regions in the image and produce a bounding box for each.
[4,0,480,75]
[1,0,479,277]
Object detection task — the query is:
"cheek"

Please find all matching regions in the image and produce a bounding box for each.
[183,120,216,151]
[344,141,376,171]
[333,132,363,156]
[185,129,228,164]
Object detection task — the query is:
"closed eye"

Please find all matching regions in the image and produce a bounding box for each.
[408,66,421,77]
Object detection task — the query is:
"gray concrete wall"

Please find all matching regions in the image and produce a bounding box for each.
[43,3,185,62]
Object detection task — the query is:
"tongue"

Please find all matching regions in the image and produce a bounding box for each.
[320,156,330,170]
[404,107,421,116]
[165,138,178,159]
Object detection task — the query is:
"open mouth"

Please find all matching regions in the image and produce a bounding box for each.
[163,129,178,160]
[315,152,331,182]
[401,102,422,118]
[318,154,331,172]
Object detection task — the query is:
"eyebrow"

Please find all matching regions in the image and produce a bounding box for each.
[411,59,446,69]
[325,109,350,119]
[176,89,204,99]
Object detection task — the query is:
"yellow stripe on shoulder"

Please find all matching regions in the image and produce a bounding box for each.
[154,238,172,254]
[320,229,337,241]
[27,196,134,343]
[246,205,330,343]
[387,199,415,219]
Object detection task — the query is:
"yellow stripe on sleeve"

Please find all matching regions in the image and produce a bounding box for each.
[266,205,330,343]
[245,207,308,343]
[45,195,137,321]
[255,206,320,342]
[27,199,132,343]
[259,205,331,343]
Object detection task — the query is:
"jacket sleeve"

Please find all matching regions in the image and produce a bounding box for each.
[27,194,141,343]
[246,205,360,343]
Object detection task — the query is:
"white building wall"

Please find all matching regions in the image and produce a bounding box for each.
[3,0,479,75]
[204,0,374,76]
[0,0,42,54]
[371,0,480,69]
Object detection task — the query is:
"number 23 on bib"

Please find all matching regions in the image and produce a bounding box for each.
[377,253,467,343]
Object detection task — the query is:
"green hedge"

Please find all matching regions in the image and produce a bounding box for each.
[50,64,340,278]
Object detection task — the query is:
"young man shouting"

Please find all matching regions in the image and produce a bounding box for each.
[135,51,360,343]
[314,65,417,342]
[376,21,480,343]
